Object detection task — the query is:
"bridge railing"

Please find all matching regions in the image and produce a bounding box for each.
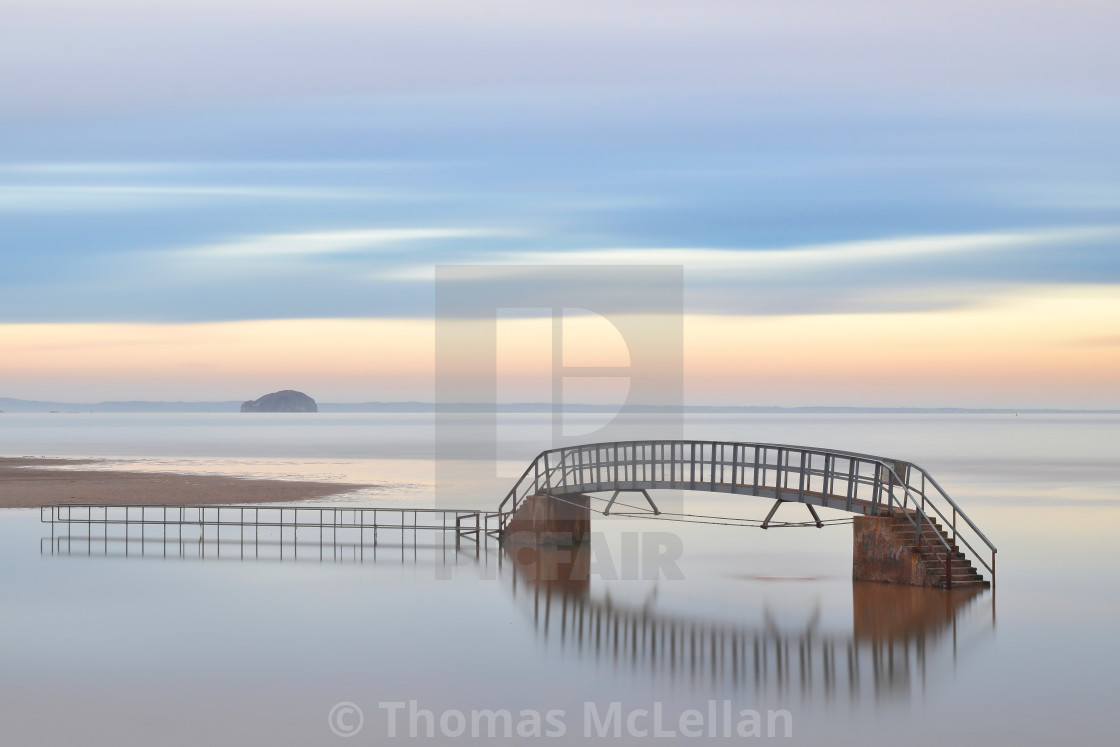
[493,440,996,586]
[891,461,997,582]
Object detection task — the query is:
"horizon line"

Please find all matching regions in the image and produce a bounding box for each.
[1,397,1117,415]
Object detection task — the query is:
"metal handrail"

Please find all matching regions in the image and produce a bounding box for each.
[496,440,996,585]
[890,463,996,578]
[42,504,484,533]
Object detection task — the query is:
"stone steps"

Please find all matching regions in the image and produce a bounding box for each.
[853,513,990,589]
[893,510,988,588]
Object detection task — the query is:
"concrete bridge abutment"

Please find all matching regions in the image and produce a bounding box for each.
[502,493,591,546]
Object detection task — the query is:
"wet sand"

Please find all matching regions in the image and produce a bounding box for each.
[0,457,373,508]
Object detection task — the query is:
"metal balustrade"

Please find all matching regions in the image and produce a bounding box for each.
[42,504,483,548]
[492,440,996,586]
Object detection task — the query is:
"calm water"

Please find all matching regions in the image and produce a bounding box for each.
[1,413,1118,745]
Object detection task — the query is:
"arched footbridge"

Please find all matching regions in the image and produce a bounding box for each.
[491,440,996,589]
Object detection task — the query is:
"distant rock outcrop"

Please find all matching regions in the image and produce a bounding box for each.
[240,390,318,413]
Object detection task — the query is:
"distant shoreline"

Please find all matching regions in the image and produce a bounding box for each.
[1,398,1117,415]
[0,457,373,509]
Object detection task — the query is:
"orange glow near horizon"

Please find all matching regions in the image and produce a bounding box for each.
[686,286,1120,407]
[1,285,1118,407]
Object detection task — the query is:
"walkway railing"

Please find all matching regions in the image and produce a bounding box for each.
[43,504,483,546]
[493,440,996,585]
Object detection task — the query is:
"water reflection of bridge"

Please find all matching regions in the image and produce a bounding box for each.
[506,544,993,700]
[42,525,993,702]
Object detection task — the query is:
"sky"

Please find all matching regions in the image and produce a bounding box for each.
[1,0,1119,407]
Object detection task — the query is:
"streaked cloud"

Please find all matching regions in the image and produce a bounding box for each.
[993,182,1120,211]
[0,183,428,212]
[4,1,1119,117]
[378,225,1120,282]
[177,228,516,260]
[0,160,427,174]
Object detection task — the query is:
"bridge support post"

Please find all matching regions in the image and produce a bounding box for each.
[761,499,784,529]
[604,489,660,516]
[762,499,824,528]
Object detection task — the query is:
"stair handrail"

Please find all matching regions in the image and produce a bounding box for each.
[893,461,997,579]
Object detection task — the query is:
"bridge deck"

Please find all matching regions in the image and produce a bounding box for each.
[496,439,997,585]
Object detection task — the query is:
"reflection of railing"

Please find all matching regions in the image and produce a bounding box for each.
[494,441,997,585]
[504,544,994,701]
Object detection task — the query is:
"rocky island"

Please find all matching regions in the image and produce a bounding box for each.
[240,390,318,413]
